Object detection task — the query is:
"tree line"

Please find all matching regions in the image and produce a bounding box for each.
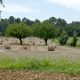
[0,16,80,37]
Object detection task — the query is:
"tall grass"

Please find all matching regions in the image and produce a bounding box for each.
[0,57,80,73]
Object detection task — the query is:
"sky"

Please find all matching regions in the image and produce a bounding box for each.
[0,0,80,23]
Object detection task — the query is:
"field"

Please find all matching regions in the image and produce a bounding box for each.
[0,37,80,80]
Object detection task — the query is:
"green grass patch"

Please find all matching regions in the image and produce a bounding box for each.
[67,37,80,47]
[0,57,80,73]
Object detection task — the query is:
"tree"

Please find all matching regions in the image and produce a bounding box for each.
[48,17,57,24]
[58,30,69,45]
[8,16,15,24]
[34,19,40,23]
[5,23,30,45]
[15,18,21,23]
[56,18,67,29]
[65,22,80,36]
[32,21,58,45]
[0,19,8,35]
[22,17,34,26]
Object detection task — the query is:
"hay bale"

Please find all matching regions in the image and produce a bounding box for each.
[5,45,11,50]
[32,42,35,45]
[48,46,56,51]
[23,46,27,49]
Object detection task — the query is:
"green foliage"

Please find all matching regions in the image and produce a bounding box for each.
[56,18,67,29]
[34,19,40,23]
[5,23,30,44]
[71,32,78,47]
[32,21,59,45]
[53,37,80,48]
[48,17,67,29]
[15,18,21,23]
[0,16,80,38]
[8,16,15,24]
[0,19,8,36]
[58,30,69,45]
[22,17,34,26]
[0,57,80,73]
[65,22,80,36]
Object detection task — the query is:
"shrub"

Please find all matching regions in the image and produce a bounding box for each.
[58,30,69,45]
[71,32,78,47]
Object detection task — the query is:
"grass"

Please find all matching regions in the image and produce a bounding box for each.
[53,37,80,48]
[0,57,80,74]
[67,37,80,47]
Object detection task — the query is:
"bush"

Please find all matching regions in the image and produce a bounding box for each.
[58,30,69,45]
[71,32,78,47]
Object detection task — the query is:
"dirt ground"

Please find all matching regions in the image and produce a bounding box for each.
[0,37,80,59]
[0,71,80,80]
[0,45,80,60]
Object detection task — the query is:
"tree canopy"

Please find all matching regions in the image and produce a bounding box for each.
[32,21,59,45]
[6,23,30,44]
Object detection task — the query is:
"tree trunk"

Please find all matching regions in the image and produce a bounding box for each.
[44,39,47,45]
[19,38,22,45]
